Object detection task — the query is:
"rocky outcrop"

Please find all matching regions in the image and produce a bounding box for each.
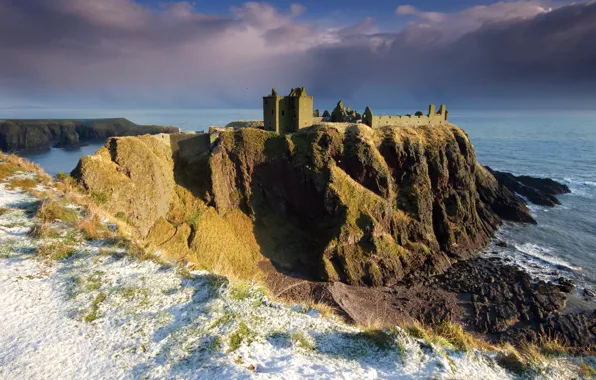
[331,101,360,122]
[487,168,571,207]
[207,124,534,286]
[73,124,535,288]
[0,118,179,152]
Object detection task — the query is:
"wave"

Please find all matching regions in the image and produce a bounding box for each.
[513,243,582,272]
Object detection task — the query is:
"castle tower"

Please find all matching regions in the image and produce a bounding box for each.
[438,104,448,122]
[263,87,313,134]
[428,104,436,119]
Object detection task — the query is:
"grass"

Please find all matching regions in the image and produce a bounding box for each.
[539,337,569,357]
[405,320,492,353]
[7,177,38,190]
[187,208,265,282]
[36,241,77,261]
[28,222,62,239]
[76,213,111,240]
[36,198,79,224]
[290,330,315,350]
[579,360,596,378]
[84,292,108,323]
[433,322,477,352]
[228,281,253,301]
[90,191,109,205]
[0,162,19,180]
[0,153,51,182]
[227,322,255,352]
[352,329,395,351]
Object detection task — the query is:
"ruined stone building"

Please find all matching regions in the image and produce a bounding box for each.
[363,104,448,128]
[263,87,313,134]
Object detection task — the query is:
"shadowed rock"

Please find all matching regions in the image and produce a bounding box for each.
[487,167,570,207]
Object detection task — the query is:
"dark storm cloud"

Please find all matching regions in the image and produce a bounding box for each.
[0,0,595,109]
[303,1,596,108]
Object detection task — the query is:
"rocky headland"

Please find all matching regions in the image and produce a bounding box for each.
[70,122,594,353]
[0,118,180,152]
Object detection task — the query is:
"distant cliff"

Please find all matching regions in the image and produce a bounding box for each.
[0,118,180,152]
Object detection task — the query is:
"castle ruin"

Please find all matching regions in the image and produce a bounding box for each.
[263,87,313,134]
[262,87,447,134]
[362,104,448,128]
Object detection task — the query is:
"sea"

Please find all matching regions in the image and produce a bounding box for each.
[4,108,595,309]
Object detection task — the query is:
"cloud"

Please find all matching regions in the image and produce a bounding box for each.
[396,1,550,41]
[0,0,595,109]
[290,3,306,16]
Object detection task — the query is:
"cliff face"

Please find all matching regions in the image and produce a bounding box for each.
[0,118,179,152]
[207,124,530,285]
[72,124,531,286]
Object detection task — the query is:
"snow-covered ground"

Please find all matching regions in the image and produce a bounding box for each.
[0,171,591,379]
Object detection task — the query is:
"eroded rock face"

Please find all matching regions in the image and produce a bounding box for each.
[72,135,176,237]
[207,124,533,286]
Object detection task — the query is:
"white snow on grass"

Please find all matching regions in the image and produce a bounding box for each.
[0,177,592,379]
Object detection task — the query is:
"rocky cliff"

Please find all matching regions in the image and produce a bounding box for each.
[0,118,179,152]
[72,123,532,286]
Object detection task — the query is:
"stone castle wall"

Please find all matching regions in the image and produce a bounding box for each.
[363,104,448,129]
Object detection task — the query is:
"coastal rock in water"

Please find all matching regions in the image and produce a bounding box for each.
[0,118,179,152]
[437,258,566,334]
[487,168,570,207]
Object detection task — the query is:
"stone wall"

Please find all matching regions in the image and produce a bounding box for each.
[363,104,448,129]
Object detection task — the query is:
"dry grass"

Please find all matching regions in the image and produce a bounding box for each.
[403,320,493,352]
[0,153,51,183]
[7,177,39,190]
[539,337,570,357]
[36,241,77,261]
[0,207,8,216]
[36,198,80,224]
[54,174,85,195]
[28,222,61,239]
[187,208,265,282]
[76,213,111,241]
[433,321,491,352]
[579,360,596,378]
[0,162,19,180]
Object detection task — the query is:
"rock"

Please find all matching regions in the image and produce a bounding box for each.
[72,135,176,237]
[584,288,596,298]
[438,258,566,334]
[0,118,179,152]
[496,240,509,248]
[74,123,534,289]
[516,175,570,195]
[504,310,596,352]
[486,167,569,207]
[557,277,575,293]
[208,124,532,286]
[475,165,536,224]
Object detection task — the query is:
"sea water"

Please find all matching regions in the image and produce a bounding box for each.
[9,108,596,300]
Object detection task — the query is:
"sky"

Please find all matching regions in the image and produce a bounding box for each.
[0,0,595,110]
